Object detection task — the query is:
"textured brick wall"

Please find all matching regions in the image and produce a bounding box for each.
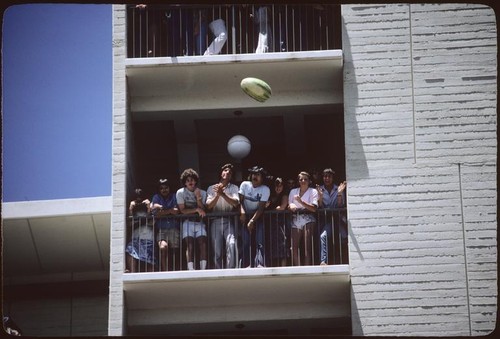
[109,4,127,336]
[342,3,496,336]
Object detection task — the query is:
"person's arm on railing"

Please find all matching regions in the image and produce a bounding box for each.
[178,188,206,217]
[247,201,267,233]
[151,195,178,217]
[276,193,288,210]
[154,205,179,216]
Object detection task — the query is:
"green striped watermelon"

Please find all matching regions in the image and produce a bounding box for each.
[240,77,272,102]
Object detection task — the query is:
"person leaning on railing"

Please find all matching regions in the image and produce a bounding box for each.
[151,179,180,271]
[265,177,290,267]
[176,168,208,270]
[125,188,155,273]
[239,166,271,268]
[288,171,319,266]
[317,168,347,265]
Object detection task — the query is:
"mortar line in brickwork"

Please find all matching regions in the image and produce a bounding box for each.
[409,4,417,164]
[458,162,472,336]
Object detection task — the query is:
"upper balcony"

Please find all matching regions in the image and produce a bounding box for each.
[125,3,344,116]
[127,4,342,58]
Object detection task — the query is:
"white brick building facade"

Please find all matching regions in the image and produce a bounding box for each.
[342,3,496,335]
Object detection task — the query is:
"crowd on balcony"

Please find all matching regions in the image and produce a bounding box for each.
[125,163,347,273]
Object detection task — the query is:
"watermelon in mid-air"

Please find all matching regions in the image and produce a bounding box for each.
[240,77,272,103]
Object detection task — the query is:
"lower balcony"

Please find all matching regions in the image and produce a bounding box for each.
[123,265,350,335]
[123,210,351,335]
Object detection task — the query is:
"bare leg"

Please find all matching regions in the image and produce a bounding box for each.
[197,236,207,262]
[159,240,169,271]
[185,237,194,269]
[303,222,315,266]
[291,228,302,266]
[197,236,207,269]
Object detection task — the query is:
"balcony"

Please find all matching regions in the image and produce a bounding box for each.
[127,4,342,58]
[125,208,348,272]
[123,209,350,335]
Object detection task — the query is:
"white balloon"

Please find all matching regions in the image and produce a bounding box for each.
[227,135,251,160]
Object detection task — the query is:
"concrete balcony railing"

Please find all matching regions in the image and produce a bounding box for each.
[125,208,348,273]
[127,3,342,58]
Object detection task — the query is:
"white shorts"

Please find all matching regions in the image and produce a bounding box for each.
[291,213,316,230]
[182,220,207,239]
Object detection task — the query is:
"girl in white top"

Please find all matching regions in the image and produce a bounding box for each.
[288,171,318,266]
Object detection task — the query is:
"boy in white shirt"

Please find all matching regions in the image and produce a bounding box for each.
[239,166,271,268]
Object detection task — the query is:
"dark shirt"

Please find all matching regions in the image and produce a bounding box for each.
[151,193,178,229]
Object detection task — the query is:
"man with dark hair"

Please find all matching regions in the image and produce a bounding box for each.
[317,168,347,265]
[151,178,180,271]
[206,163,240,269]
[239,166,271,268]
[176,168,208,270]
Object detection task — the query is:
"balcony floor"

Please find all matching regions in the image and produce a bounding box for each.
[124,265,350,335]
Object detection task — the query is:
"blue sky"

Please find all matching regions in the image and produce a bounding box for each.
[2,4,112,202]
